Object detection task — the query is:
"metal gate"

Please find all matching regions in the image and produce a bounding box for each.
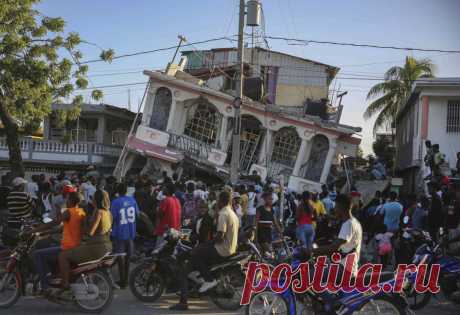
[239,129,263,173]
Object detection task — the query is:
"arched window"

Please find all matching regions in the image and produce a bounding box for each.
[184,101,221,145]
[149,87,172,131]
[303,134,330,182]
[240,115,264,172]
[271,127,301,167]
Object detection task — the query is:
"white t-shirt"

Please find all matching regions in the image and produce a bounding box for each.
[81,182,96,202]
[194,189,206,200]
[27,182,39,199]
[247,192,257,216]
[338,216,363,277]
[234,204,243,224]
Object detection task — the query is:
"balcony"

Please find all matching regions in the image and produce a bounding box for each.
[0,138,122,166]
[168,133,227,167]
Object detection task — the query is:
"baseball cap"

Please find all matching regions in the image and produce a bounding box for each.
[63,185,77,195]
[12,177,27,187]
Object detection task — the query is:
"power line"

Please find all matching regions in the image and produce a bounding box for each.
[87,70,142,77]
[339,52,454,68]
[80,36,236,64]
[265,35,460,54]
[76,75,453,92]
[75,81,148,90]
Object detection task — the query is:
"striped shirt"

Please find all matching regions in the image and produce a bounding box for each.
[7,191,33,227]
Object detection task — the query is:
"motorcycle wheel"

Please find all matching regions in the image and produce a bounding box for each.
[405,286,431,310]
[211,268,245,311]
[0,271,20,308]
[129,263,164,303]
[74,270,113,313]
[356,295,407,315]
[245,290,289,315]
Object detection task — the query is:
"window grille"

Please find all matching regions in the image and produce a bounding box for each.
[184,103,221,145]
[447,101,460,133]
[271,128,301,167]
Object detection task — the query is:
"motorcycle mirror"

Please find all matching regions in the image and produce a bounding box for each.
[403,216,409,224]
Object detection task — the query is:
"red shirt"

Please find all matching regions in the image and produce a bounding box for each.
[297,204,313,225]
[156,196,181,235]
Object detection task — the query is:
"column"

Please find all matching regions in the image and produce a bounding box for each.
[258,129,273,165]
[88,142,93,164]
[292,138,309,177]
[219,116,229,150]
[166,99,177,132]
[43,118,50,140]
[96,117,106,144]
[320,139,337,184]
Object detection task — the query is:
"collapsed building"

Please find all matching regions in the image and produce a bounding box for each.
[115,47,361,192]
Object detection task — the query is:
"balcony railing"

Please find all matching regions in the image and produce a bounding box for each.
[0,138,122,165]
[168,133,218,161]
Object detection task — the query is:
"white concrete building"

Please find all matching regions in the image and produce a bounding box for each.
[117,51,361,192]
[395,78,460,193]
[0,104,133,176]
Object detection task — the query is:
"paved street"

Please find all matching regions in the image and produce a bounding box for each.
[6,289,460,315]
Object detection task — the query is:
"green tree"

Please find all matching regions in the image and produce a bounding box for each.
[364,56,435,133]
[372,135,395,170]
[0,0,114,177]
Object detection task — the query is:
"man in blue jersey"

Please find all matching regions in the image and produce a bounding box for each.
[111,182,139,288]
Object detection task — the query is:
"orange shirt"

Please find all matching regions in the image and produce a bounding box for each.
[61,207,86,250]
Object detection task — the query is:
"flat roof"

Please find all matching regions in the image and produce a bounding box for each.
[52,103,136,118]
[397,77,460,121]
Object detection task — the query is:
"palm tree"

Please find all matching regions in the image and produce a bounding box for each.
[364,56,435,133]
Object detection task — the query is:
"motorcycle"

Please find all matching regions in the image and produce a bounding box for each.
[404,227,460,310]
[246,247,413,315]
[0,231,122,313]
[129,228,258,311]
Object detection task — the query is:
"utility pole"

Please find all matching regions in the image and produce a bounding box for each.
[230,0,246,185]
[166,35,186,73]
[128,88,131,112]
[335,91,348,123]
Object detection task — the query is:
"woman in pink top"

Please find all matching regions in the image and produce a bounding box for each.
[296,191,315,250]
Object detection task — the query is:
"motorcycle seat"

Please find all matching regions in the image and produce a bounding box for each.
[77,252,126,267]
[209,253,248,272]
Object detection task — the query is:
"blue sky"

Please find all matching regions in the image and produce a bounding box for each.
[37,0,460,154]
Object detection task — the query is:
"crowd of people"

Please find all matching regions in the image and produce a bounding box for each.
[0,160,459,309]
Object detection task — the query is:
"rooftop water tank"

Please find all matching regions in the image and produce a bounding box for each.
[247,0,261,27]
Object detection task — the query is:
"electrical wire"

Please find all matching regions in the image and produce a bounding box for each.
[80,36,237,64]
[76,73,454,93]
[265,35,460,54]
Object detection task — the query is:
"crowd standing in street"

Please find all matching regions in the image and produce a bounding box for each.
[0,143,459,308]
